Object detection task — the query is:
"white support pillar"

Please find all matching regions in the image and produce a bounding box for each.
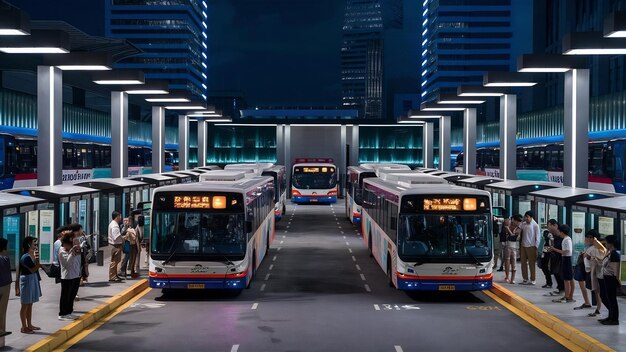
[178,115,189,170]
[350,125,359,167]
[564,69,589,189]
[37,66,63,186]
[151,106,165,173]
[285,125,292,196]
[463,108,477,175]
[197,120,207,167]
[500,94,517,180]
[340,125,347,197]
[423,122,434,168]
[439,116,451,171]
[276,125,285,166]
[111,91,128,178]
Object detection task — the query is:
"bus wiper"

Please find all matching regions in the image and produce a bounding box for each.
[162,235,181,265]
[466,250,482,266]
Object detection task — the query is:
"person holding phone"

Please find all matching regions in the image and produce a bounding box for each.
[18,236,42,334]
[58,233,81,321]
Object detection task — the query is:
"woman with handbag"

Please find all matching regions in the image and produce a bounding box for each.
[18,237,42,334]
[119,217,137,279]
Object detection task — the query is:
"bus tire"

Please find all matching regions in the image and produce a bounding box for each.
[368,233,373,257]
[282,204,286,215]
[387,256,394,288]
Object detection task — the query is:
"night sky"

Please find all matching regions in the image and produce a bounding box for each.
[208,0,345,107]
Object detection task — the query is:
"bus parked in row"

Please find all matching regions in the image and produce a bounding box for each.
[361,174,493,291]
[224,163,287,220]
[148,171,275,291]
[291,158,338,204]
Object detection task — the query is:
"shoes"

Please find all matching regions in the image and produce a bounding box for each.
[549,290,564,296]
[68,314,80,320]
[530,281,536,285]
[58,315,74,321]
[497,268,504,272]
[600,320,619,325]
[566,298,576,303]
[20,327,33,334]
[542,284,552,288]
[109,278,124,283]
[503,278,510,283]
[520,280,529,285]
[574,304,592,310]
[588,310,601,317]
[28,326,40,331]
[510,280,516,284]
[74,295,80,301]
[552,297,567,303]
[131,273,140,278]
[0,331,11,337]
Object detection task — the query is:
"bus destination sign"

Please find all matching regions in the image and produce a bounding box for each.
[423,198,477,211]
[173,196,211,209]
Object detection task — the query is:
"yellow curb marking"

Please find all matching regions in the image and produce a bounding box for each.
[487,284,615,352]
[53,286,152,352]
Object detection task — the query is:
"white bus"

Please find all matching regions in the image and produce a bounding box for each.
[224,163,287,220]
[291,158,338,204]
[148,172,275,290]
[346,166,377,224]
[361,175,494,291]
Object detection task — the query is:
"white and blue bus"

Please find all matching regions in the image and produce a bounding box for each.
[346,166,377,224]
[148,171,275,291]
[291,158,338,204]
[361,174,494,291]
[225,163,287,220]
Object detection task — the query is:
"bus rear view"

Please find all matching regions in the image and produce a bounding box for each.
[291,158,338,204]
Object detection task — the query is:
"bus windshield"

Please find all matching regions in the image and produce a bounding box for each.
[151,211,246,260]
[292,168,337,189]
[397,214,492,262]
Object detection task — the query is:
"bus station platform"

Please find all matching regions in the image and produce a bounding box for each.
[490,262,625,351]
[2,250,149,352]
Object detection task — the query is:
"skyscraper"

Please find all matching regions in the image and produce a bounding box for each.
[420,0,514,103]
[104,0,209,100]
[341,0,402,119]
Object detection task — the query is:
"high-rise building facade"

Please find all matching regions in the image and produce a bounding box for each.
[104,0,209,100]
[341,0,402,119]
[420,0,514,103]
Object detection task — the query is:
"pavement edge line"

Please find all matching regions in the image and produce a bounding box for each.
[25,279,149,352]
[489,283,615,352]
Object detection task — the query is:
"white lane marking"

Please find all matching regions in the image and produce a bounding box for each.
[260,284,266,292]
[374,304,380,311]
[348,248,353,253]
[364,284,371,292]
[272,255,277,261]
[264,273,271,281]
[282,235,286,238]
[343,236,346,239]
[277,247,282,251]
[269,264,274,270]
[394,346,404,352]
[288,222,291,225]
[360,273,366,281]
[251,303,258,310]
[346,241,350,246]
[280,240,284,244]
[351,256,356,262]
[340,231,344,234]
[284,230,288,233]
[286,226,290,229]
[231,345,240,352]
[356,264,361,271]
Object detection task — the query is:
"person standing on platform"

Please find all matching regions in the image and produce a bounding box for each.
[519,211,540,285]
[0,238,12,337]
[551,224,576,303]
[573,233,592,310]
[585,231,606,317]
[503,216,521,284]
[18,236,41,334]
[133,213,145,277]
[547,219,565,297]
[108,211,124,282]
[599,235,621,325]
[58,233,81,321]
[538,230,554,288]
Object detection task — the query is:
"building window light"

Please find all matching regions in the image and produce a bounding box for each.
[421,81,427,87]
[422,38,427,46]
[422,28,428,36]
[202,72,207,79]
[423,18,429,26]
[202,1,207,8]
[203,42,207,49]
[202,22,207,29]
[202,83,207,89]
[202,62,207,69]
[202,93,207,100]
[203,11,207,18]
[422,59,427,66]
[422,49,427,57]
[423,9,428,16]
[421,70,427,76]
[421,91,427,97]
[202,32,207,39]
[202,52,207,59]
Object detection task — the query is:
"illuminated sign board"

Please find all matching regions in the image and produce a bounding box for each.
[173,196,212,209]
[423,198,478,211]
[297,167,335,173]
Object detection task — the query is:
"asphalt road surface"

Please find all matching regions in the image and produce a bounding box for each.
[68,201,566,352]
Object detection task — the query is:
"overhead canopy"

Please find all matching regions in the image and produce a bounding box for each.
[128,173,177,187]
[75,178,148,193]
[574,196,626,217]
[485,180,560,195]
[7,184,99,202]
[0,192,49,216]
[456,176,503,188]
[528,186,617,205]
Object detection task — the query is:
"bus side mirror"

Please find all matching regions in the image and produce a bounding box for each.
[390,217,397,231]
[246,221,253,234]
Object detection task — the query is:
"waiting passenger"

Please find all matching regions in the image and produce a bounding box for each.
[503,215,522,284]
[599,235,620,325]
[584,230,606,317]
[551,224,575,303]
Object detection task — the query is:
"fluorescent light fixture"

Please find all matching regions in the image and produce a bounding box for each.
[146,97,190,103]
[420,102,467,111]
[483,71,538,87]
[191,110,217,114]
[604,12,626,38]
[127,89,168,95]
[124,80,169,95]
[44,52,113,71]
[517,54,584,72]
[438,94,485,105]
[398,121,426,124]
[457,85,505,97]
[93,70,145,85]
[164,105,206,110]
[186,114,222,117]
[0,29,69,53]
[563,32,626,55]
[57,65,111,71]
[0,7,30,35]
[201,119,232,123]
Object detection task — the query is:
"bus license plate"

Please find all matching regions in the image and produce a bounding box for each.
[188,284,205,289]
[310,199,318,202]
[439,285,455,291]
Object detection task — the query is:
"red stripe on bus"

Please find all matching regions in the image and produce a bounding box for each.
[588,176,612,184]
[15,173,37,180]
[149,271,247,279]
[398,272,493,281]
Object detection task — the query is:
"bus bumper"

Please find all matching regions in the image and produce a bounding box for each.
[291,196,337,204]
[149,277,246,290]
[274,210,282,221]
[351,213,361,224]
[396,277,493,291]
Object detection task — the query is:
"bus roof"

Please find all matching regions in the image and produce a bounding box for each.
[225,163,274,170]
[199,171,248,182]
[364,177,491,198]
[292,162,336,168]
[154,175,273,195]
[378,173,448,186]
[360,163,411,171]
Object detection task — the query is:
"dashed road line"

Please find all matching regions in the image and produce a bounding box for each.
[280,240,284,244]
[260,284,266,292]
[231,344,240,352]
[348,248,353,253]
[272,255,277,261]
[356,264,361,271]
[277,247,282,251]
[374,304,380,311]
[269,264,274,270]
[364,284,371,292]
[360,273,366,281]
[343,236,346,239]
[345,241,350,246]
[282,235,286,238]
[264,273,271,281]
[394,346,404,352]
[251,303,258,310]
[351,256,356,262]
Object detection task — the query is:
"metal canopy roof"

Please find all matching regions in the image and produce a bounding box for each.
[485,180,560,193]
[128,173,177,187]
[576,196,626,212]
[457,176,503,185]
[74,178,148,192]
[6,184,99,200]
[0,192,48,215]
[528,186,617,202]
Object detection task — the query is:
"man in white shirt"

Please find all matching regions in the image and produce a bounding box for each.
[107,211,123,282]
[519,210,540,285]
